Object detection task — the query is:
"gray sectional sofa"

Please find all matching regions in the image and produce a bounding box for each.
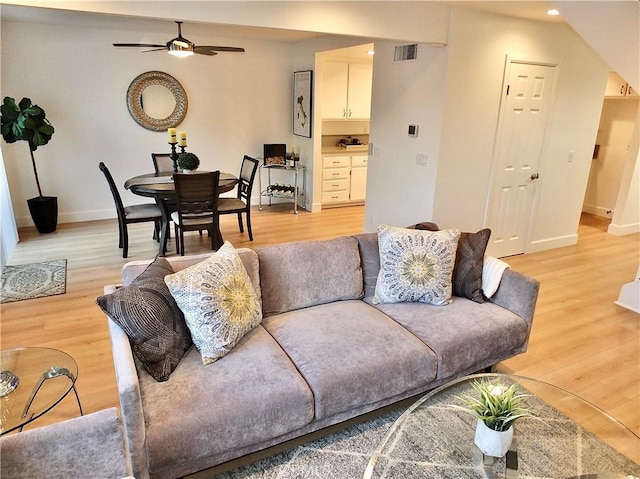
[103,231,539,479]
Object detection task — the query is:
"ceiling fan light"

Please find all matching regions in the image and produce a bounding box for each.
[168,41,194,57]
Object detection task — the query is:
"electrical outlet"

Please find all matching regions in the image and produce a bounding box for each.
[416,154,427,167]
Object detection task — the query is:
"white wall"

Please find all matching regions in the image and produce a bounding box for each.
[1,20,300,227]
[366,7,609,255]
[584,99,639,218]
[364,41,448,231]
[551,1,639,92]
[609,107,640,235]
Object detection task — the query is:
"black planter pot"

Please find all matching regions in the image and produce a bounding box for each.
[27,196,58,233]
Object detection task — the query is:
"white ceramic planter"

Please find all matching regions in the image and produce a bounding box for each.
[474,420,513,457]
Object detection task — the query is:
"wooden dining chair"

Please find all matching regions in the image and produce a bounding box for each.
[171,171,221,256]
[99,162,162,258]
[217,155,259,241]
[151,153,174,173]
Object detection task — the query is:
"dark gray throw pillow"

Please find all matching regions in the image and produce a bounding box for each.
[452,229,491,303]
[96,256,192,382]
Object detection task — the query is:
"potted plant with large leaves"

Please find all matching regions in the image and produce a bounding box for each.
[1,97,57,233]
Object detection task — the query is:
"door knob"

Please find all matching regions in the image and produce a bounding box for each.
[530,173,539,180]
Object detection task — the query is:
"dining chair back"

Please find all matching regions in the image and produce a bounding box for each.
[171,171,221,255]
[217,155,259,241]
[151,153,174,173]
[99,162,162,258]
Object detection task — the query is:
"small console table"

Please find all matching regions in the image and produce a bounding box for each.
[258,163,305,214]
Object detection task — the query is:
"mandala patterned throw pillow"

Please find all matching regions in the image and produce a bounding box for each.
[373,225,460,306]
[164,241,262,365]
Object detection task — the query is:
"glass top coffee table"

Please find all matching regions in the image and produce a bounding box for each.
[364,373,640,479]
[0,347,83,435]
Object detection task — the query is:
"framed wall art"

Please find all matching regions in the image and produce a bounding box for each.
[293,70,312,138]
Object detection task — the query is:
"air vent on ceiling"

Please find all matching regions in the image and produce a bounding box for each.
[394,44,418,61]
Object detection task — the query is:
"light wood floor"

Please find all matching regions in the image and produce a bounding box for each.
[1,207,639,447]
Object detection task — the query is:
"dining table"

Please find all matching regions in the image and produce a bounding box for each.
[124,171,238,256]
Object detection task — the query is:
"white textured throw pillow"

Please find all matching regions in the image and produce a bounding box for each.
[164,241,263,365]
[373,224,460,306]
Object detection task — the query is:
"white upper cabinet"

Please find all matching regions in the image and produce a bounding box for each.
[322,61,373,120]
[605,72,639,98]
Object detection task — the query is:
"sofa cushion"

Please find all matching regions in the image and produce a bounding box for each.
[96,256,192,382]
[256,236,363,315]
[120,249,262,305]
[164,242,262,365]
[353,232,380,298]
[453,229,491,303]
[138,325,314,478]
[373,225,460,306]
[261,300,438,420]
[373,299,529,379]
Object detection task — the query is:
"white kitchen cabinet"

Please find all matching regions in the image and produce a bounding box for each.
[322,154,368,205]
[322,62,373,120]
[349,155,368,201]
[605,72,639,98]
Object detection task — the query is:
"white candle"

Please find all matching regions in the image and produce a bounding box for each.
[168,128,177,143]
[179,131,187,147]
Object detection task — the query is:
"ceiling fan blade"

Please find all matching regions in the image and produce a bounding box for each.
[193,48,218,56]
[142,48,168,53]
[113,43,166,48]
[195,45,245,53]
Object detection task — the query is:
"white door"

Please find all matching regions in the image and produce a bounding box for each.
[486,61,557,257]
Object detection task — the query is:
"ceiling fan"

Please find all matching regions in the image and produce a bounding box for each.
[113,21,245,57]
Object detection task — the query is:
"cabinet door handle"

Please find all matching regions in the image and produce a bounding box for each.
[343,109,346,118]
[348,109,352,117]
[621,84,626,95]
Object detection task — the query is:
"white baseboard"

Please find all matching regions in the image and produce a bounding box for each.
[582,204,613,218]
[17,209,115,228]
[527,234,578,253]
[607,221,640,235]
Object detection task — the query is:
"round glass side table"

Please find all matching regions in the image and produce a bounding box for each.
[0,347,83,435]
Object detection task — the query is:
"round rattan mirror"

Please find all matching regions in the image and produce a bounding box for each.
[126,71,188,131]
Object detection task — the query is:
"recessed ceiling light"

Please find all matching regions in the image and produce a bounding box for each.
[367,50,375,55]
[547,9,560,16]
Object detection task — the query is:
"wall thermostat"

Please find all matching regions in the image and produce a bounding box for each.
[408,125,418,137]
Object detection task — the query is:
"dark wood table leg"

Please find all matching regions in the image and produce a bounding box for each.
[156,196,171,256]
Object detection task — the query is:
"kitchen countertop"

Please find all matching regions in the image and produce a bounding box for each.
[322,145,369,155]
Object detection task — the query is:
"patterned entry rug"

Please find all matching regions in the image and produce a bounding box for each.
[0,259,67,303]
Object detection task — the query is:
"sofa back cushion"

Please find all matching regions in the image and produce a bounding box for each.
[121,249,261,303]
[353,233,380,299]
[256,236,363,315]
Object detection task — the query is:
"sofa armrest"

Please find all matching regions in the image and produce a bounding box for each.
[105,285,150,479]
[0,407,132,479]
[489,269,540,328]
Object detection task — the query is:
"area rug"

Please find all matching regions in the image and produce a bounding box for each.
[0,259,67,303]
[213,387,640,479]
[215,410,403,479]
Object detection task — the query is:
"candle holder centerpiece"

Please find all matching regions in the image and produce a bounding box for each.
[167,128,188,172]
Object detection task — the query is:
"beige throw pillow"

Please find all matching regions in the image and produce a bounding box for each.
[164,241,263,365]
[373,224,460,306]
